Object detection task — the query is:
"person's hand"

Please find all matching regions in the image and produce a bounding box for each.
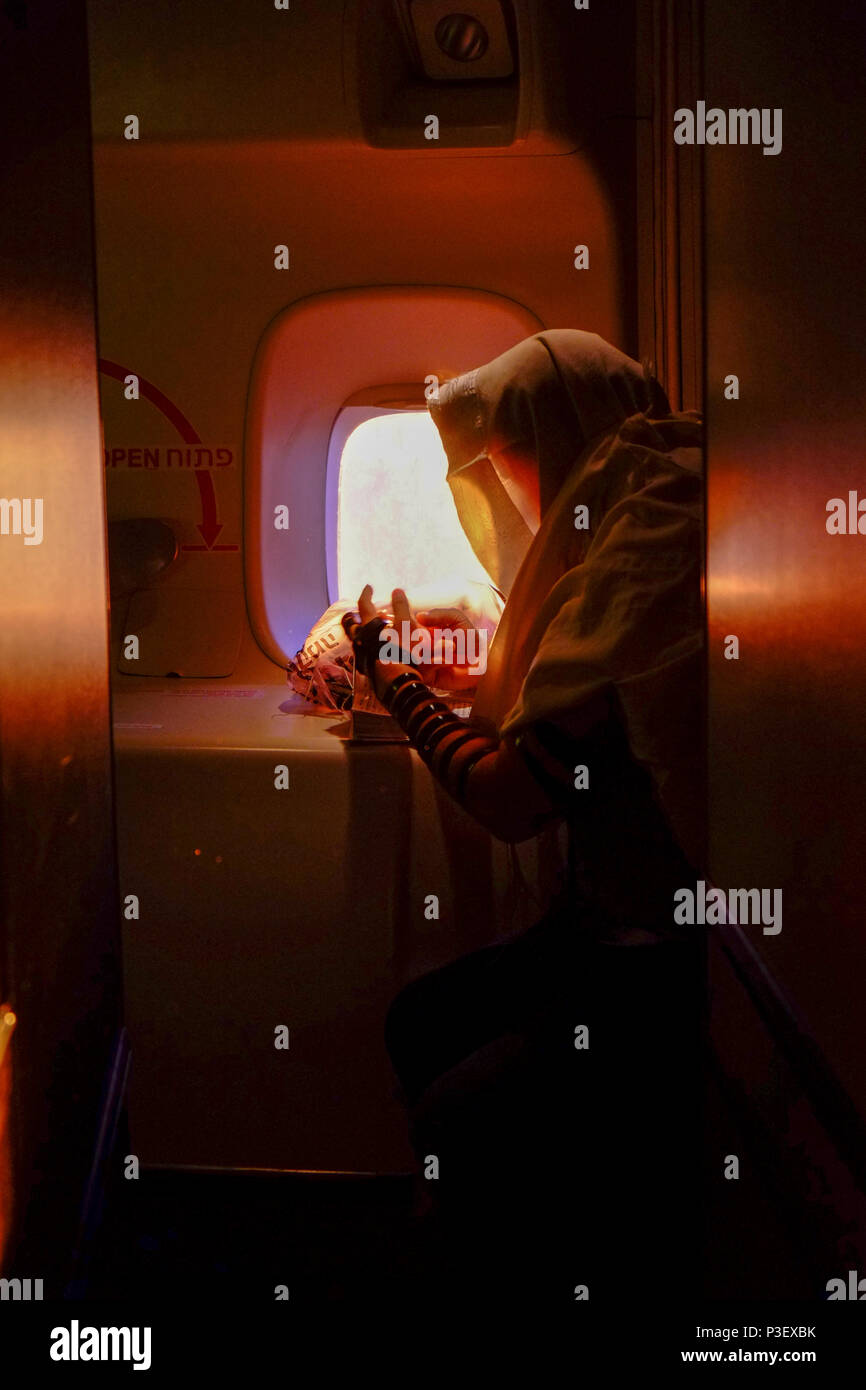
[356,585,483,693]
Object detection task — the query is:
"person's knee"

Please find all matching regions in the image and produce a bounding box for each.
[383,987,416,1076]
[383,971,452,1098]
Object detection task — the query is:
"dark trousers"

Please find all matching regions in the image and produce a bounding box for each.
[385,910,707,1301]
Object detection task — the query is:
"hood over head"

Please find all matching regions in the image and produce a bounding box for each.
[428,329,670,592]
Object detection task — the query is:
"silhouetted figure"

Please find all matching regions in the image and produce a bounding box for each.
[348,331,706,1305]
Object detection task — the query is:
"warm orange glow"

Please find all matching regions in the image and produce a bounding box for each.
[0,1005,14,1269]
[0,1006,16,1065]
[337,412,494,602]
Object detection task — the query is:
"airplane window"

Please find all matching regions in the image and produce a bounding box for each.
[334,409,495,603]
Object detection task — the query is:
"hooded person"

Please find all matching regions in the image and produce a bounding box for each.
[438,327,704,872]
[345,330,706,1297]
[346,330,704,1072]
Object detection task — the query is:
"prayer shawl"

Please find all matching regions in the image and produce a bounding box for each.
[428,330,704,871]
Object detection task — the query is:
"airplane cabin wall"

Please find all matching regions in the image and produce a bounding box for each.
[87,0,647,1171]
[703,0,866,1281]
[88,0,640,686]
[0,0,124,1286]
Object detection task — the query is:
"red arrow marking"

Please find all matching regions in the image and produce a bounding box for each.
[183,468,238,550]
[98,358,201,443]
[98,358,239,552]
[193,472,222,548]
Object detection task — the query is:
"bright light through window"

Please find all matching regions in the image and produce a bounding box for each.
[336,411,495,604]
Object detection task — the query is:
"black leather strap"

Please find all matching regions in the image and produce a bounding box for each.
[343,635,500,808]
[341,612,390,678]
[381,669,499,806]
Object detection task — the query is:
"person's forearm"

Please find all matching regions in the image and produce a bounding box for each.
[371,660,414,703]
[345,610,567,840]
[375,664,559,842]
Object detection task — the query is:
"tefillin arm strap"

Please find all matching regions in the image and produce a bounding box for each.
[383,671,499,807]
[342,613,498,808]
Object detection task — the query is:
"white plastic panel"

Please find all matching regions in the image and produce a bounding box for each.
[113,691,550,1170]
